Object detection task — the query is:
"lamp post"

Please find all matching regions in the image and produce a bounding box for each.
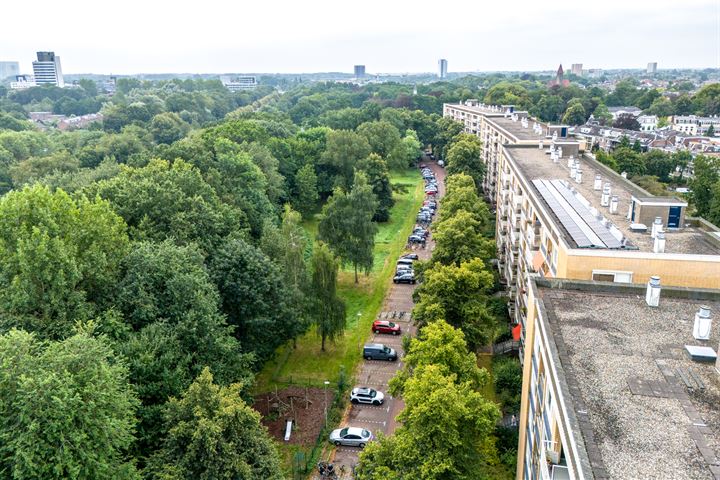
[324,380,330,426]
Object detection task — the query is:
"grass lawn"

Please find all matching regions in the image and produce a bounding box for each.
[254,168,423,393]
[476,353,497,403]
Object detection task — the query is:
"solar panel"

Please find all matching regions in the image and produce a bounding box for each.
[533,180,596,248]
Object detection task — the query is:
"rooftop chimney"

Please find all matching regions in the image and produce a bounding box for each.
[651,217,663,239]
[570,163,577,179]
[693,306,712,341]
[575,168,583,184]
[645,276,661,307]
[539,140,544,149]
[601,185,611,207]
[567,155,574,168]
[609,195,619,214]
[653,231,666,253]
[594,175,602,191]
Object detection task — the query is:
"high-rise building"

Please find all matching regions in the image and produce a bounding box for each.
[438,59,448,78]
[32,51,64,87]
[220,75,257,92]
[354,65,366,78]
[647,62,658,74]
[570,63,583,76]
[0,61,20,81]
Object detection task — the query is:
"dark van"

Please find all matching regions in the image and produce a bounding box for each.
[363,343,398,361]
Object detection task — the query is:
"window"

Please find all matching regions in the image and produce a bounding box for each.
[592,270,633,283]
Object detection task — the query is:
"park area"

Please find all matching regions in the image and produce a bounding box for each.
[252,168,424,474]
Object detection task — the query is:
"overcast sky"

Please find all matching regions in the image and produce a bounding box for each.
[2,0,719,75]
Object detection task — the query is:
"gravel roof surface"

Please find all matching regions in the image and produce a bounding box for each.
[541,287,720,479]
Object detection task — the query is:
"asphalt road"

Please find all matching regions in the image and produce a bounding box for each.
[328,160,446,477]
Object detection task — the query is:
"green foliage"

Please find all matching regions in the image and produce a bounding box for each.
[293,162,319,219]
[493,356,522,414]
[318,171,378,282]
[438,173,491,229]
[561,101,586,125]
[149,112,190,145]
[690,155,720,218]
[309,242,346,351]
[0,185,129,338]
[0,328,139,479]
[320,129,371,189]
[592,103,613,125]
[358,153,394,222]
[432,210,495,266]
[412,258,498,348]
[445,134,485,190]
[357,120,402,159]
[613,147,646,177]
[148,368,283,480]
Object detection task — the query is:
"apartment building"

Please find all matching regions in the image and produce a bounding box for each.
[32,51,64,87]
[518,277,720,480]
[443,101,566,204]
[220,75,257,91]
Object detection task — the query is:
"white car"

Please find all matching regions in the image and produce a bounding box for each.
[329,426,373,447]
[350,387,385,405]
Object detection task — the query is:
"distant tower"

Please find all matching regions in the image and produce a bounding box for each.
[32,51,64,87]
[571,63,583,76]
[438,59,448,79]
[647,62,658,75]
[0,61,20,81]
[354,65,366,78]
[556,64,564,83]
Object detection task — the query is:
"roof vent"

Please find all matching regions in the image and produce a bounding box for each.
[601,184,611,207]
[539,140,544,149]
[594,175,602,191]
[570,163,577,179]
[645,276,661,307]
[621,171,628,179]
[552,131,558,141]
[558,147,563,158]
[609,195,619,214]
[653,231,666,253]
[651,217,663,239]
[575,168,583,184]
[693,306,712,341]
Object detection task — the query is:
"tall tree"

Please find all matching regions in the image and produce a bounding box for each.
[0,328,140,480]
[318,172,378,282]
[358,153,394,222]
[320,130,371,189]
[357,120,402,159]
[612,113,641,130]
[148,368,283,480]
[309,242,346,351]
[445,134,485,191]
[591,104,613,126]
[432,210,495,267]
[561,101,587,125]
[690,155,720,218]
[293,162,319,219]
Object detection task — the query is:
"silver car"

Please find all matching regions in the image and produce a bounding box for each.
[329,426,373,447]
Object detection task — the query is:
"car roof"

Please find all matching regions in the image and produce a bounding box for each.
[345,427,368,436]
[353,387,374,394]
[374,320,394,325]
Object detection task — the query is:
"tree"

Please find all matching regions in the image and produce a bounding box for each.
[209,237,298,362]
[357,153,394,222]
[412,258,497,348]
[647,97,674,117]
[148,368,283,480]
[318,172,378,282]
[0,328,140,480]
[309,242,346,351]
[644,150,674,183]
[707,124,716,137]
[388,129,422,169]
[149,112,190,145]
[432,117,464,160]
[445,134,484,191]
[432,210,495,267]
[561,102,586,125]
[612,113,641,130]
[438,174,491,229]
[693,83,720,116]
[690,155,720,218]
[0,185,129,338]
[320,129,371,189]
[293,162,319,219]
[532,95,564,123]
[613,147,646,177]
[591,104,613,126]
[357,120,402,159]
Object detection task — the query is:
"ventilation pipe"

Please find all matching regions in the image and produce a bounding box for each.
[693,306,712,341]
[609,195,619,214]
[575,168,582,184]
[567,155,574,168]
[557,147,563,159]
[594,175,602,191]
[651,217,663,239]
[645,276,661,307]
[539,140,544,149]
[601,185,611,207]
[653,231,666,253]
[570,163,577,179]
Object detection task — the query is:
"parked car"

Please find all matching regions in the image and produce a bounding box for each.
[363,343,398,361]
[438,159,445,167]
[329,427,373,447]
[408,234,425,243]
[350,387,385,405]
[372,320,401,335]
[401,253,419,260]
[397,258,414,267]
[396,265,413,274]
[393,271,416,284]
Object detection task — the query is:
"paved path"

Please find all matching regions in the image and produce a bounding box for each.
[329,160,446,477]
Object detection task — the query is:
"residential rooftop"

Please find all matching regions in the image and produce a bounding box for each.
[504,145,720,255]
[485,115,550,142]
[536,279,720,480]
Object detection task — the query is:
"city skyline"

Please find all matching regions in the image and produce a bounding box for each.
[1,0,718,75]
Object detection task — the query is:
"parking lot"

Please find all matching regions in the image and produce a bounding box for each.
[330,159,445,476]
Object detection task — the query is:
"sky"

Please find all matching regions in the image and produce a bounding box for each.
[2,0,719,75]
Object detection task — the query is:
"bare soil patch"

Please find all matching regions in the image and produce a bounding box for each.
[254,386,335,446]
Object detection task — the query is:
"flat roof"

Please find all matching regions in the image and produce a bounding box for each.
[505,145,720,255]
[486,115,549,142]
[537,280,720,480]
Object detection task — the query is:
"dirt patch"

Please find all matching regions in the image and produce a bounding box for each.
[254,387,335,446]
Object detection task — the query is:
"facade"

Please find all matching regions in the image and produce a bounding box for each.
[10,74,36,90]
[517,278,720,480]
[647,61,658,74]
[354,65,366,78]
[220,76,257,91]
[570,64,582,76]
[637,114,658,132]
[438,59,448,79]
[672,115,720,136]
[0,61,20,81]
[32,51,64,87]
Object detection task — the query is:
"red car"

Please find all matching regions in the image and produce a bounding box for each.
[372,320,401,335]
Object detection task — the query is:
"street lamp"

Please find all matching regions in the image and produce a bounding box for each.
[324,380,330,425]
